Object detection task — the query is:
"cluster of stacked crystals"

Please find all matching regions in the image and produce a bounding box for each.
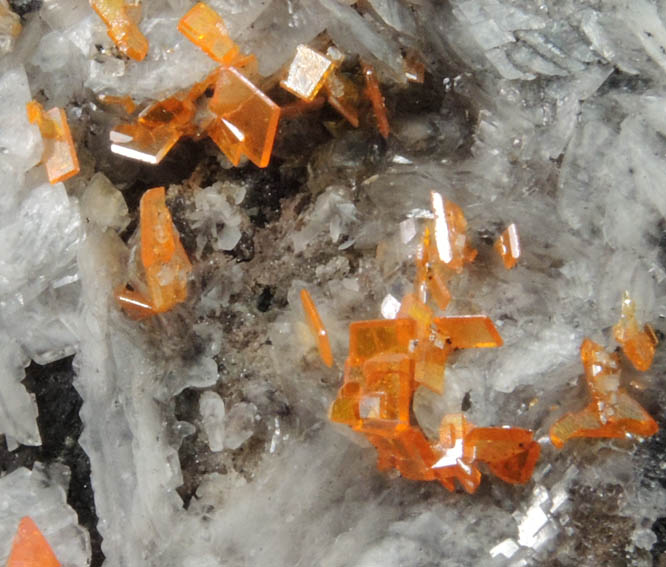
[549,293,658,447]
[6,517,60,567]
[330,192,541,493]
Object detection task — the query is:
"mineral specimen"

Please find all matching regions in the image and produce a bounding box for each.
[178,2,240,64]
[300,288,334,368]
[90,0,149,61]
[26,101,79,184]
[0,0,21,56]
[613,291,658,371]
[550,338,658,448]
[7,517,60,567]
[281,45,335,102]
[362,62,389,139]
[494,223,520,269]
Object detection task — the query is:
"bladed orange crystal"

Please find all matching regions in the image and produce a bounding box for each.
[324,71,360,127]
[300,288,334,368]
[495,223,520,269]
[26,101,80,184]
[434,316,504,349]
[178,2,240,64]
[7,517,60,567]
[613,291,658,371]
[549,338,658,448]
[114,287,156,320]
[90,0,148,61]
[361,62,389,139]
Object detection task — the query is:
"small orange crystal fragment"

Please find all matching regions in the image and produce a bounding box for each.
[434,316,503,349]
[7,517,60,567]
[0,1,22,48]
[613,291,658,371]
[403,49,425,84]
[432,413,481,493]
[362,62,389,139]
[281,44,335,102]
[429,191,477,273]
[280,96,326,119]
[98,94,136,114]
[495,223,520,269]
[300,288,334,368]
[178,2,240,64]
[26,101,80,184]
[208,67,280,168]
[90,0,148,61]
[110,122,182,165]
[549,338,658,448]
[140,187,191,313]
[324,71,360,127]
[114,287,156,320]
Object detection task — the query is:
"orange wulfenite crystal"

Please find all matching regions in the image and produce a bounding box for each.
[434,316,504,349]
[494,223,520,269]
[362,62,389,139]
[403,49,425,83]
[281,44,335,102]
[432,413,481,493]
[139,187,191,313]
[114,287,156,320]
[429,191,477,273]
[613,291,658,371]
[7,517,60,567]
[300,288,334,368]
[178,2,240,64]
[549,338,658,448]
[90,0,148,61]
[98,93,136,114]
[26,101,80,184]
[110,122,182,165]
[207,66,280,168]
[324,71,361,127]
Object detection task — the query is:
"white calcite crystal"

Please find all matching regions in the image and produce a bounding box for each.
[224,402,257,450]
[199,391,225,452]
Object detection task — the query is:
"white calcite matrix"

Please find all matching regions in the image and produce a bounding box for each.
[0,1,665,566]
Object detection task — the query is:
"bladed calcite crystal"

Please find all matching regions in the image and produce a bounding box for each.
[361,62,389,139]
[7,517,60,567]
[300,288,334,368]
[495,223,520,269]
[90,0,148,61]
[613,291,658,371]
[280,45,335,102]
[178,2,240,64]
[207,66,280,167]
[549,338,658,448]
[26,101,80,184]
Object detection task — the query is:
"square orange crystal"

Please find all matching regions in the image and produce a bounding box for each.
[208,67,280,168]
[434,316,503,349]
[281,44,335,102]
[26,101,80,184]
[140,187,191,313]
[90,0,148,61]
[347,318,415,367]
[178,2,239,64]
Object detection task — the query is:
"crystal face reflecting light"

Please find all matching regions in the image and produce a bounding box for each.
[281,45,335,102]
[7,517,60,567]
[90,0,149,61]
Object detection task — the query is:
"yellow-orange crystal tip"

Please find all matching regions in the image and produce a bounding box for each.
[300,288,334,368]
[495,223,520,270]
[429,192,477,272]
[140,187,191,313]
[114,287,156,320]
[613,291,657,372]
[281,45,335,102]
[208,66,280,168]
[26,101,80,184]
[8,517,60,567]
[362,62,389,139]
[178,2,239,64]
[549,338,658,448]
[90,0,148,61]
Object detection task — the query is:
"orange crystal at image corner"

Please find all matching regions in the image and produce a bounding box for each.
[300,288,334,368]
[7,517,60,567]
[549,338,658,448]
[178,2,240,64]
[613,291,658,371]
[495,223,521,270]
[26,101,80,184]
[90,0,149,61]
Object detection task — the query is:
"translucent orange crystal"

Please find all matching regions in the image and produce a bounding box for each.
[178,2,240,64]
[495,223,520,270]
[207,66,280,168]
[98,94,136,114]
[549,338,658,448]
[300,288,334,368]
[613,291,658,371]
[361,62,389,139]
[432,413,481,493]
[90,0,148,61]
[281,44,335,102]
[7,517,60,567]
[324,71,360,127]
[114,287,156,320]
[26,101,80,184]
[434,316,504,349]
[403,50,425,84]
[139,187,191,313]
[110,122,182,165]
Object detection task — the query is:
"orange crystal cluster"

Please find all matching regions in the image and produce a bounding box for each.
[7,517,60,567]
[115,187,191,318]
[109,3,279,168]
[549,337,658,448]
[90,0,149,61]
[330,192,540,492]
[279,45,390,137]
[26,101,80,184]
